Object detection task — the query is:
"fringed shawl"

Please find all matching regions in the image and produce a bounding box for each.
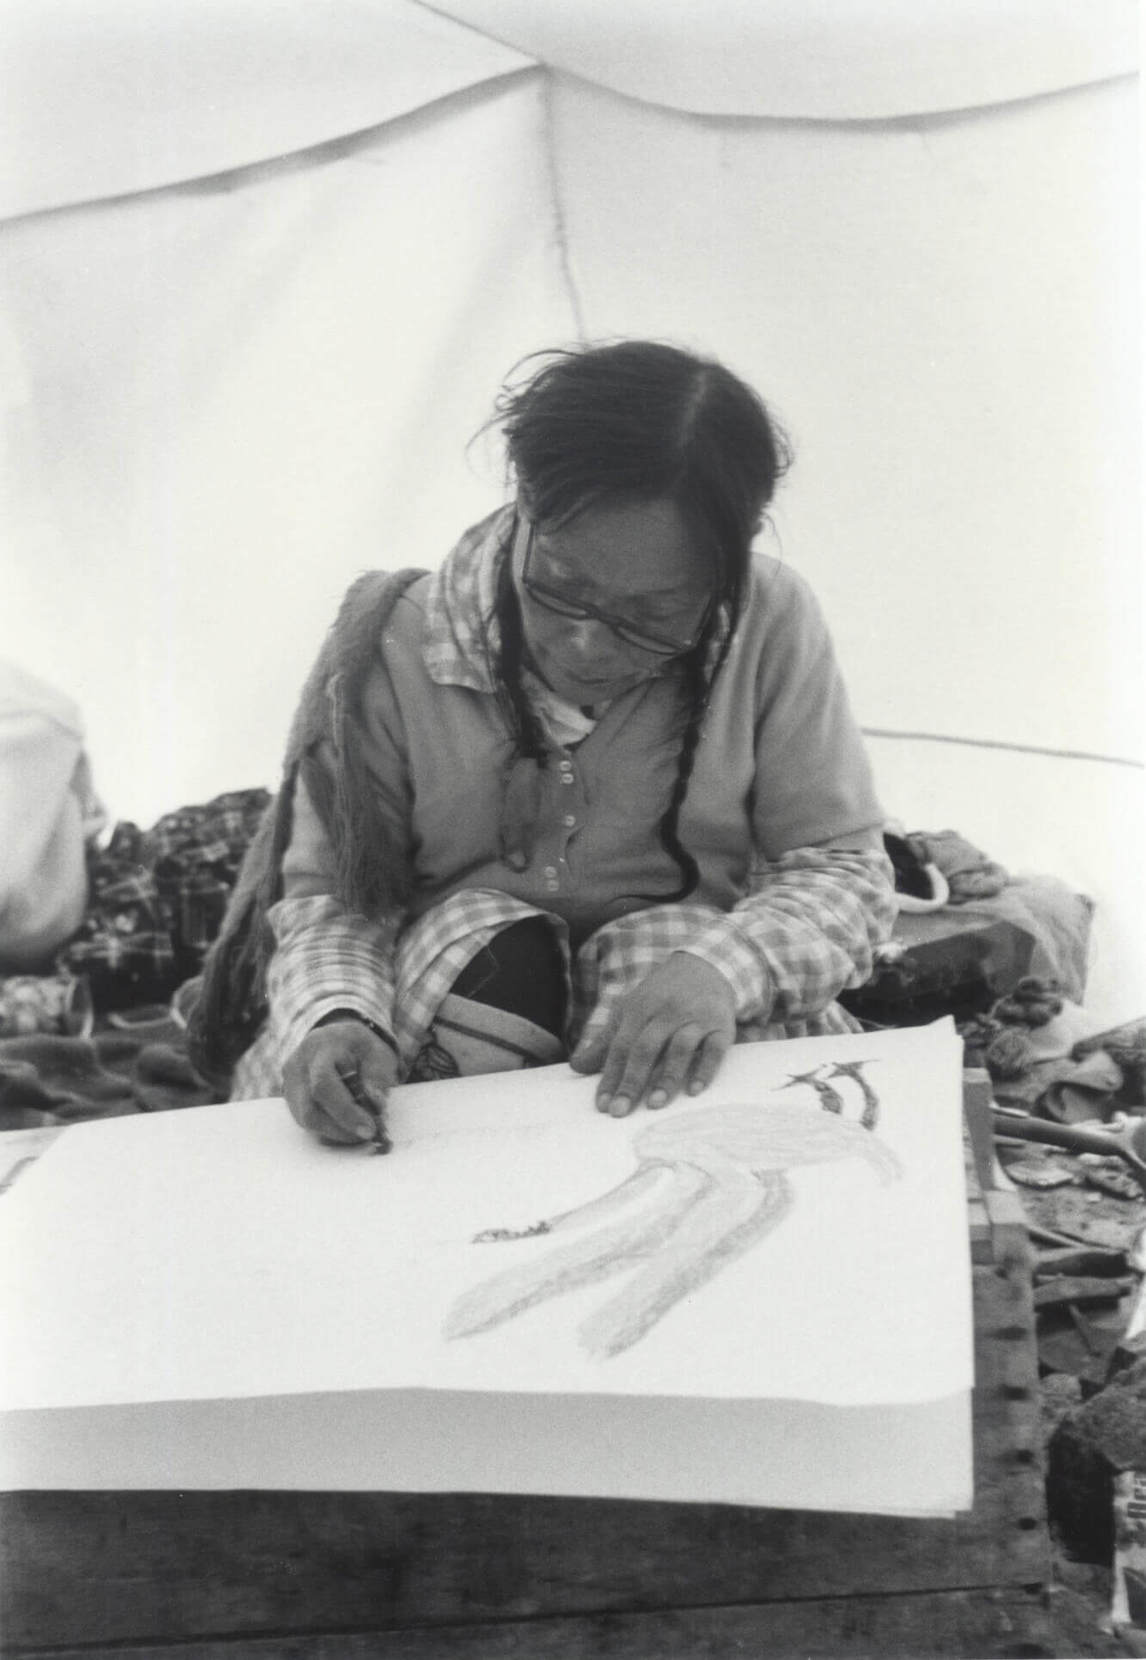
[188,567,426,1087]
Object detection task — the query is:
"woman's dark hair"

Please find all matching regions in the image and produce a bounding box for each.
[489,339,792,901]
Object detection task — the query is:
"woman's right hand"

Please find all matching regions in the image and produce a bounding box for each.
[282,1019,399,1146]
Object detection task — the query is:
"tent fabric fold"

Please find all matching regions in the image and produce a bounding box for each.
[414,0,1137,121]
[2,1,1137,223]
[0,0,537,222]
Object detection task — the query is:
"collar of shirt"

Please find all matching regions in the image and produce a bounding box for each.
[421,506,514,695]
[520,668,602,747]
[420,503,730,703]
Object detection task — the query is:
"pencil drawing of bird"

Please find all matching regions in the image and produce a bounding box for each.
[444,1076,901,1359]
[780,1066,844,1114]
[827,1060,880,1129]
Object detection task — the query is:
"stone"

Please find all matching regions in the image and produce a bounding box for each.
[1047,1357,1146,1562]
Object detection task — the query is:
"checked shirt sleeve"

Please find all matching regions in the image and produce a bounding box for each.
[264,894,401,1068]
[260,740,407,1070]
[679,845,896,1026]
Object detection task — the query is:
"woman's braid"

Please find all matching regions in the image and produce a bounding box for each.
[651,621,732,902]
[492,555,549,764]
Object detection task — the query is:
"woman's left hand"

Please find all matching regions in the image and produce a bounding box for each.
[569,951,737,1115]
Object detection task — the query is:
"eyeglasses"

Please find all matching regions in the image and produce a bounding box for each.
[520,523,710,658]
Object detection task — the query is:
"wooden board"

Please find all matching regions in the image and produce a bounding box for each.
[0,1244,1049,1658]
[1,1587,1058,1660]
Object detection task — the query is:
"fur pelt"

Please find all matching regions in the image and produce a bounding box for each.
[188,567,426,1087]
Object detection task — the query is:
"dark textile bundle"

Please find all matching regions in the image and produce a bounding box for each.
[59,791,272,1012]
[59,820,179,1008]
[0,1024,218,1129]
[147,789,275,976]
[188,568,426,1087]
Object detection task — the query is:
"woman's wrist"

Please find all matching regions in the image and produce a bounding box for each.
[312,1007,398,1054]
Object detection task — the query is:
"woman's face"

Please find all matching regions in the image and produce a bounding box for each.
[510,497,713,706]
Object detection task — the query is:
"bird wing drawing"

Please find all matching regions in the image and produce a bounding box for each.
[444,1066,902,1359]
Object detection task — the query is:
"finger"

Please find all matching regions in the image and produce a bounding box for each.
[313,1115,370,1147]
[309,1054,380,1143]
[353,1089,391,1151]
[303,1098,367,1146]
[284,1062,344,1140]
[686,1029,733,1097]
[569,1009,616,1076]
[353,1044,396,1150]
[593,1014,640,1112]
[570,1039,606,1076]
[601,1023,675,1117]
[644,1024,707,1109]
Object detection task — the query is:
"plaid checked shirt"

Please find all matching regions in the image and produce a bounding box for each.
[61,790,271,1011]
[233,525,894,1099]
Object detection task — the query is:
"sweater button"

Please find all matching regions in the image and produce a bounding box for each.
[563,813,576,828]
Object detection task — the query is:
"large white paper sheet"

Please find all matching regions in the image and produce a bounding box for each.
[0,1389,972,1514]
[1,1022,970,1408]
[0,1021,973,1509]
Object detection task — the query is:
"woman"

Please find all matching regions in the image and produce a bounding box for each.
[201,341,894,1144]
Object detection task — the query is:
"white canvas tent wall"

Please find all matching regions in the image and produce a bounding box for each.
[2,1,1141,1019]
